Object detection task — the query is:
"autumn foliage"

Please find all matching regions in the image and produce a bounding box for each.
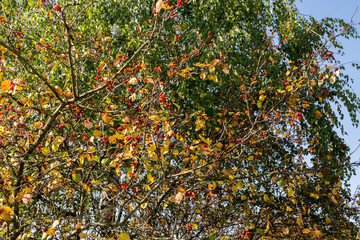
[0,0,360,239]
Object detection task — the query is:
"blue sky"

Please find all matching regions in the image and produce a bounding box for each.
[295,0,360,194]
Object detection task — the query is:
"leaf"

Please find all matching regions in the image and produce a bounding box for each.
[330,196,338,204]
[302,229,311,234]
[263,194,269,202]
[1,80,10,92]
[147,174,154,183]
[264,222,270,233]
[128,77,138,85]
[325,216,332,224]
[0,206,13,221]
[53,136,66,146]
[162,3,171,10]
[329,75,336,84]
[84,120,93,129]
[314,111,322,119]
[51,220,60,228]
[102,114,114,125]
[93,130,102,138]
[296,217,302,226]
[79,232,88,238]
[41,147,50,155]
[141,201,148,209]
[200,72,207,80]
[118,232,131,240]
[46,228,55,236]
[174,187,186,204]
[22,193,32,204]
[155,0,163,13]
[287,188,294,197]
[83,184,91,192]
[195,119,205,131]
[72,172,81,182]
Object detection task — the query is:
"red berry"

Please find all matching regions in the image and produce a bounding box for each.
[54,5,61,11]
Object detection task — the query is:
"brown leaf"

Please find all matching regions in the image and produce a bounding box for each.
[13,78,26,86]
[155,0,163,13]
[200,145,212,156]
[174,191,184,204]
[84,119,93,129]
[22,193,32,204]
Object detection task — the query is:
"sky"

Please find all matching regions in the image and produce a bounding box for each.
[295,0,360,195]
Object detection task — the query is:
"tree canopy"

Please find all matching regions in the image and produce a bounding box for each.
[0,0,360,239]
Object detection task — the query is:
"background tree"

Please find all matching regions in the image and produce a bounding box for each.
[0,0,359,239]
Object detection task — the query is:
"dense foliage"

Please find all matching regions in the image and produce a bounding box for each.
[0,0,359,239]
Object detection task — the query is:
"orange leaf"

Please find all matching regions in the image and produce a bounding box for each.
[1,80,10,92]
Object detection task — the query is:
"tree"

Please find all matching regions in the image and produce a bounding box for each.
[0,0,359,239]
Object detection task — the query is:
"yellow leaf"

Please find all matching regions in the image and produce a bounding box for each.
[144,184,151,191]
[79,232,88,238]
[286,206,293,212]
[302,228,311,234]
[194,62,207,68]
[102,114,114,125]
[264,194,269,202]
[1,80,10,92]
[259,94,267,101]
[192,223,198,230]
[141,201,148,209]
[325,216,332,224]
[147,174,154,183]
[41,147,50,155]
[195,119,205,131]
[109,135,117,144]
[118,233,131,240]
[241,195,247,200]
[287,188,294,197]
[47,228,55,236]
[331,196,338,204]
[257,101,262,108]
[162,3,171,10]
[223,67,230,75]
[296,217,302,226]
[160,146,169,155]
[208,74,218,82]
[200,72,207,80]
[264,222,270,233]
[83,184,90,192]
[93,130,102,138]
[88,146,95,153]
[0,206,13,221]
